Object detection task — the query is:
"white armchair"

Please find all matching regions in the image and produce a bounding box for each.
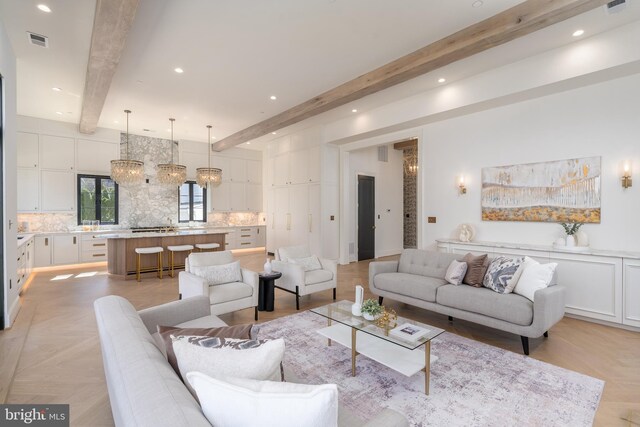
[178,251,259,320]
[271,245,337,310]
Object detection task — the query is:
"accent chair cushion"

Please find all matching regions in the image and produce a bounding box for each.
[187,251,235,271]
[436,284,534,326]
[187,373,339,427]
[397,249,459,278]
[374,272,447,302]
[208,281,253,304]
[191,261,242,286]
[482,256,525,294]
[444,260,468,285]
[289,255,323,272]
[305,269,334,285]
[278,245,311,262]
[462,253,490,287]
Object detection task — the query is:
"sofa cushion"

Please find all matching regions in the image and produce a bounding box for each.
[192,261,242,286]
[209,281,253,304]
[305,269,333,285]
[482,256,525,294]
[374,272,447,302]
[462,253,490,287]
[397,249,460,278]
[436,284,533,326]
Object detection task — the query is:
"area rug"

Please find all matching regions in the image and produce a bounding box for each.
[258,309,604,427]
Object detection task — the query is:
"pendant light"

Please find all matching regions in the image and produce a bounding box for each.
[156,118,187,186]
[195,125,222,188]
[110,109,144,184]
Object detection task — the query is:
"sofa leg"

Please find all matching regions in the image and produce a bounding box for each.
[543,331,549,338]
[254,306,258,321]
[295,286,300,311]
[178,293,182,300]
[448,316,453,322]
[333,288,337,300]
[378,296,384,305]
[521,336,530,355]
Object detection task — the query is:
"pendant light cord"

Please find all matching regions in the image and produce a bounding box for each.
[124,109,131,160]
[169,118,175,164]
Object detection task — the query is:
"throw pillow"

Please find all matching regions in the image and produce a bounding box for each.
[190,261,242,286]
[288,255,322,272]
[462,253,490,287]
[482,256,525,294]
[187,372,339,427]
[172,336,285,396]
[444,260,468,285]
[513,261,557,301]
[505,256,536,293]
[157,324,255,377]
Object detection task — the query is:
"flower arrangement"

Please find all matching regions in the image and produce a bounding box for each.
[560,223,583,236]
[361,299,383,319]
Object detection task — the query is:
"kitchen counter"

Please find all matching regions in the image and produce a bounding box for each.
[100,228,236,239]
[17,233,35,248]
[18,225,265,236]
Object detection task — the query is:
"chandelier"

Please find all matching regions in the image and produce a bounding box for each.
[196,125,222,188]
[110,109,144,185]
[403,146,418,176]
[156,118,187,186]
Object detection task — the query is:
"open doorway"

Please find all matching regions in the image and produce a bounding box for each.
[357,175,375,261]
[394,139,418,249]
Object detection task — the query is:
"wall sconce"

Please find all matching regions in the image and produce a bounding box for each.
[458,175,467,195]
[622,162,632,189]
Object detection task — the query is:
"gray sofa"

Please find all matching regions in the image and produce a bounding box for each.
[369,249,566,355]
[94,295,407,427]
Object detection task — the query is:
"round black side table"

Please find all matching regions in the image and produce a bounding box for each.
[258,271,282,312]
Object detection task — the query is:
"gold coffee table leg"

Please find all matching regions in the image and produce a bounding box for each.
[351,327,357,376]
[424,340,431,395]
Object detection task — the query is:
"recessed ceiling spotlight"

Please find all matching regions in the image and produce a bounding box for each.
[272,132,277,135]
[52,87,61,92]
[174,67,184,73]
[37,4,52,13]
[352,109,358,113]
[270,95,277,100]
[471,0,483,8]
[114,120,119,124]
[572,29,585,37]
[55,111,63,115]
[438,78,446,83]
[246,142,251,145]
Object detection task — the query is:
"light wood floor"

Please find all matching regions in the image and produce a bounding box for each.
[1,250,638,426]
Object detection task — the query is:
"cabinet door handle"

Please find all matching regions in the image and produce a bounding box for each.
[93,253,105,257]
[45,238,48,246]
[93,243,106,247]
[309,214,312,233]
[73,237,77,244]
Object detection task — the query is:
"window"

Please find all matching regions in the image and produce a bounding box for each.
[77,175,119,225]
[179,181,207,222]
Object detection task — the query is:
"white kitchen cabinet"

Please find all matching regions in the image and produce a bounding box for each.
[308,184,321,255]
[256,226,266,247]
[41,170,75,212]
[40,135,75,170]
[17,132,39,168]
[228,182,246,211]
[247,160,262,183]
[229,158,247,182]
[289,150,309,184]
[308,146,321,183]
[210,183,231,211]
[289,184,309,245]
[273,187,290,250]
[17,168,40,212]
[77,139,119,174]
[274,153,290,186]
[623,259,640,328]
[246,184,263,212]
[52,235,79,265]
[34,235,52,267]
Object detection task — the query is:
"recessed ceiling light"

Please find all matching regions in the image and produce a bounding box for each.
[572,29,585,37]
[272,132,277,135]
[55,111,62,115]
[352,109,358,113]
[174,67,184,73]
[471,0,483,7]
[114,120,119,124]
[52,87,61,92]
[438,78,446,83]
[246,142,251,145]
[37,4,52,13]
[270,95,277,100]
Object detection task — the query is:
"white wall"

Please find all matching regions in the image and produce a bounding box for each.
[348,144,403,261]
[421,73,640,252]
[1,18,18,328]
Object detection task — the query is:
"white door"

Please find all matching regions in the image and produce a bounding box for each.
[289,150,309,184]
[623,259,640,328]
[308,146,321,183]
[52,235,79,265]
[41,170,75,211]
[246,160,262,183]
[228,182,246,211]
[210,182,231,211]
[274,153,290,186]
[229,158,247,182]
[40,135,75,170]
[246,183,263,212]
[308,184,321,256]
[34,235,52,267]
[17,168,40,212]
[273,187,290,251]
[288,184,309,247]
[17,132,39,168]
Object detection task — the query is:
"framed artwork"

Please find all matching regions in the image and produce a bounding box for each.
[481,156,601,223]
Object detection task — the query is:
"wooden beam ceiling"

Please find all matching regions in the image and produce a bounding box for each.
[79,0,139,134]
[213,0,609,150]
[393,139,418,151]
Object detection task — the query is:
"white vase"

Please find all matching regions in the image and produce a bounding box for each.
[566,235,576,247]
[576,230,589,247]
[264,258,272,273]
[363,312,376,321]
[351,303,362,317]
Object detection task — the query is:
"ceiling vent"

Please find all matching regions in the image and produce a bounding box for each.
[605,0,627,14]
[27,32,48,48]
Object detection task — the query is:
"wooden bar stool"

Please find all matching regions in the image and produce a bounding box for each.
[135,247,164,282]
[195,243,220,252]
[167,245,194,277]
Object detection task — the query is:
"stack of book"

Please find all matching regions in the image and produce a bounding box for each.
[389,323,430,342]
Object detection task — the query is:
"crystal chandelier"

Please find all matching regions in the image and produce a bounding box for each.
[196,125,223,188]
[156,118,187,186]
[110,109,144,185]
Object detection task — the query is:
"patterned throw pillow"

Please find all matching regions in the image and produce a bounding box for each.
[482,256,525,294]
[191,261,242,286]
[288,255,322,272]
[445,260,468,285]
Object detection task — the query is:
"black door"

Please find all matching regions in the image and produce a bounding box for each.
[358,175,375,261]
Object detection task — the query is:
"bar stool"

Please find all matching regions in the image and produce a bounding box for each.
[195,243,220,252]
[135,247,164,282]
[167,244,194,277]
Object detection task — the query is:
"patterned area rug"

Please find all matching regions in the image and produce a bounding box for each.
[258,309,604,427]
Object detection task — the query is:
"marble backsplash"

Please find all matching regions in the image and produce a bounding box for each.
[207,212,266,227]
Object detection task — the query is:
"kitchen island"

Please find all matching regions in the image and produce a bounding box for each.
[103,229,231,279]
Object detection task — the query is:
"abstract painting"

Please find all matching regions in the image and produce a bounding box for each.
[481,157,601,223]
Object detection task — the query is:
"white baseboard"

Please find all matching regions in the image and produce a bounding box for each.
[8,297,22,328]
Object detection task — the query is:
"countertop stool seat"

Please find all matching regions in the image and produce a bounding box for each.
[195,243,220,252]
[167,245,195,277]
[134,247,164,282]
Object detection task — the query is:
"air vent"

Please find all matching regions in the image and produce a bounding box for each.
[377,146,388,162]
[27,32,48,48]
[605,0,626,14]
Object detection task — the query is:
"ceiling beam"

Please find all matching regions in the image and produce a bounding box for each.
[213,0,609,150]
[79,0,139,134]
[393,139,418,151]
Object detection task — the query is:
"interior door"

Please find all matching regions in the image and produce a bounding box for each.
[358,175,375,261]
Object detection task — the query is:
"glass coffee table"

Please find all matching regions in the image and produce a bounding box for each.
[311,301,444,395]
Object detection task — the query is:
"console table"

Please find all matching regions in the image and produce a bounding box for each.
[436,239,640,331]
